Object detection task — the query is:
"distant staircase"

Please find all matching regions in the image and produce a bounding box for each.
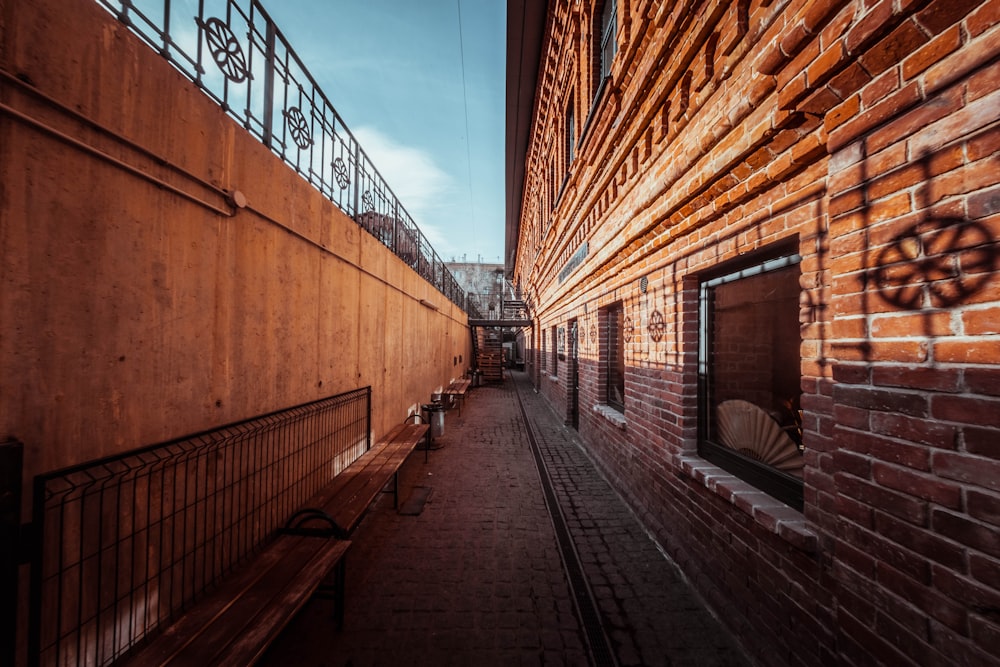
[475,327,504,383]
[502,299,528,321]
[467,279,530,384]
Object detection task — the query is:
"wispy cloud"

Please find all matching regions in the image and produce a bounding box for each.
[352,125,456,253]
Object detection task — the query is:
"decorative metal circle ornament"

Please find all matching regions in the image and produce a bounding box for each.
[203,18,249,83]
[284,107,313,149]
[648,309,666,343]
[333,157,351,189]
[624,316,634,343]
[362,190,376,213]
[590,323,597,345]
[870,217,995,309]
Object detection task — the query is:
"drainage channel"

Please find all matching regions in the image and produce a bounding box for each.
[510,374,619,667]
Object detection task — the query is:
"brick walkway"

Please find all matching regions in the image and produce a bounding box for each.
[262,372,748,666]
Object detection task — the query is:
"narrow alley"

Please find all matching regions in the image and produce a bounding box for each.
[263,373,748,667]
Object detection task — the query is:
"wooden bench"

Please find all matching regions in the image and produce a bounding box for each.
[123,535,351,666]
[444,378,472,416]
[284,421,430,536]
[123,421,429,666]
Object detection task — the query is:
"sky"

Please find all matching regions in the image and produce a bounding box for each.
[263,0,507,265]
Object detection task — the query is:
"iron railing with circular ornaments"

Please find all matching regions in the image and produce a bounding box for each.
[95,0,470,312]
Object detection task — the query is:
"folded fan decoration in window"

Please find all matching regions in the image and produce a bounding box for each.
[715,400,804,477]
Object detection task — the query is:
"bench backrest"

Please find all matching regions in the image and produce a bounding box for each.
[28,387,371,667]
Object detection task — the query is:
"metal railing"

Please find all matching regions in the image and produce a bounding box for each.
[28,387,370,667]
[94,0,468,310]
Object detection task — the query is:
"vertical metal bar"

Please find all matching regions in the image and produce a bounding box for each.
[27,476,42,667]
[352,142,361,217]
[392,200,400,252]
[94,479,107,664]
[262,14,276,148]
[137,467,150,648]
[366,388,372,452]
[162,0,172,55]
[1,440,22,667]
[194,0,206,85]
[73,486,87,665]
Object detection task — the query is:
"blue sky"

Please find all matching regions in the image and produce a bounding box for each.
[264,1,507,264]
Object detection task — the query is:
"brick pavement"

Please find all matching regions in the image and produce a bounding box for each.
[262,372,749,666]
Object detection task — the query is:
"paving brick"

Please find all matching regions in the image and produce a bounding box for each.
[262,374,748,666]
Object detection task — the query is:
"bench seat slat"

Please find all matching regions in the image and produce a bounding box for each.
[291,423,428,535]
[324,424,428,533]
[126,535,350,667]
[188,537,347,665]
[126,421,427,667]
[304,442,397,504]
[444,379,471,394]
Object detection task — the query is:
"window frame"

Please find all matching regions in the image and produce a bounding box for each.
[565,94,575,170]
[697,248,804,510]
[541,325,547,371]
[605,302,625,413]
[551,325,559,378]
[599,0,618,82]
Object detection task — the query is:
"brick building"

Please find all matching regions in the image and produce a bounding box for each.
[445,261,507,318]
[506,0,999,664]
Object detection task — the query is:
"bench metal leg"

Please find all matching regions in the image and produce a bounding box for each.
[317,554,348,630]
[333,556,346,631]
[392,471,399,509]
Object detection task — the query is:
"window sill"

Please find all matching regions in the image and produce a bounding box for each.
[677,455,818,554]
[593,404,626,429]
[547,374,558,382]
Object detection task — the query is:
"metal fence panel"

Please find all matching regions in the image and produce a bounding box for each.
[28,387,370,667]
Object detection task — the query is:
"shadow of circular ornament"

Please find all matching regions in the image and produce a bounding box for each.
[648,309,666,343]
[870,217,996,309]
[624,316,634,343]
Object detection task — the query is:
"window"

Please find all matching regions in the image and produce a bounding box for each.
[600,0,617,81]
[605,302,625,412]
[549,160,556,210]
[551,325,559,378]
[698,251,804,509]
[565,95,575,170]
[541,326,547,371]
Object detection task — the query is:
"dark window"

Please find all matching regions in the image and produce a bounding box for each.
[600,0,617,81]
[605,302,625,412]
[552,325,559,377]
[541,326,547,371]
[566,95,575,169]
[698,251,804,509]
[550,160,556,210]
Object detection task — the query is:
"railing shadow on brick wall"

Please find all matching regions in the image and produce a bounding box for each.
[854,139,999,363]
[93,0,468,312]
[26,387,370,667]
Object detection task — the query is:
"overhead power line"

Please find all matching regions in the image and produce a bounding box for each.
[456,0,477,247]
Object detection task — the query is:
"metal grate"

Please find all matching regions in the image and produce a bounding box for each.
[28,387,370,667]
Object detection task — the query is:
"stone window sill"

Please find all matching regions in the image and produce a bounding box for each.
[677,455,818,553]
[593,404,626,429]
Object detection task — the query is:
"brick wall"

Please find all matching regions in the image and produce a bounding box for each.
[510,0,1000,663]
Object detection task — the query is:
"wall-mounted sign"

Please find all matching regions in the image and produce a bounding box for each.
[558,242,589,283]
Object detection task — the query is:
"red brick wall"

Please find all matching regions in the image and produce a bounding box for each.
[512,0,1000,663]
